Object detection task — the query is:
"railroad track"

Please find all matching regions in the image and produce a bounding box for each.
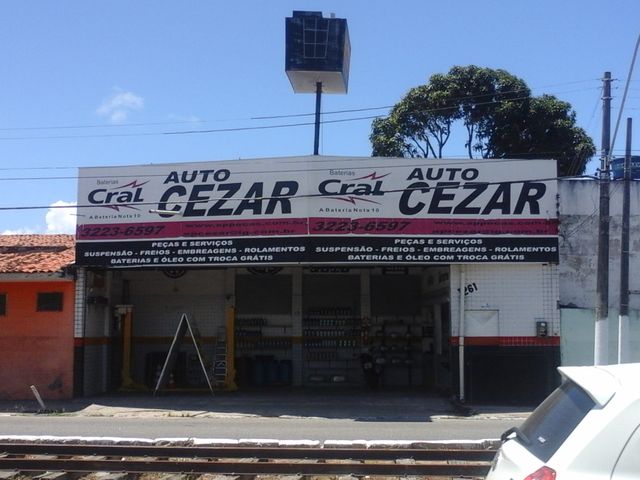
[0,442,496,478]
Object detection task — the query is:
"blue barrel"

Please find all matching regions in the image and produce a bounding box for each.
[278,360,292,385]
[266,358,279,385]
[252,358,265,386]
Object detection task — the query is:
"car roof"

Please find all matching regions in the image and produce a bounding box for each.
[558,363,640,407]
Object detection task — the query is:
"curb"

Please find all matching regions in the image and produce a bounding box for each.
[0,435,501,450]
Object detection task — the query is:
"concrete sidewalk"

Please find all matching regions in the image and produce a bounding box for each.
[0,388,533,421]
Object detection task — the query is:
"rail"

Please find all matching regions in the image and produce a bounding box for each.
[0,442,497,477]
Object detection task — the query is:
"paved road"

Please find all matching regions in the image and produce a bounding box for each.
[0,391,532,443]
[0,414,522,442]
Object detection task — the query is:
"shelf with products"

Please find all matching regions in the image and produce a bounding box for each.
[234,314,293,354]
[362,317,416,341]
[304,307,360,325]
[235,336,293,351]
[303,308,363,349]
[363,316,428,387]
[302,307,364,386]
[306,306,354,317]
[303,320,362,350]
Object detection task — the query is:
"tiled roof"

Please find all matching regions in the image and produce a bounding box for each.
[0,235,75,273]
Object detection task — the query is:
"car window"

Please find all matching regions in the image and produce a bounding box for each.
[518,379,596,462]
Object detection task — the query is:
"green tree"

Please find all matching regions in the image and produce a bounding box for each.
[489,94,596,176]
[370,65,595,175]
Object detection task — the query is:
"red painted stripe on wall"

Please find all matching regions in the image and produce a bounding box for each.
[74,337,217,346]
[75,336,560,347]
[450,336,560,346]
[74,337,110,346]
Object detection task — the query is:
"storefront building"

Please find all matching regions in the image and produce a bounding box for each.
[74,156,560,403]
[0,235,76,400]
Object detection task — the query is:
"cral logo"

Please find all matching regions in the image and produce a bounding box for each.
[318,172,389,204]
[88,180,149,211]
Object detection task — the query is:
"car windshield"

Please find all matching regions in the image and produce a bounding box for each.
[517,379,596,462]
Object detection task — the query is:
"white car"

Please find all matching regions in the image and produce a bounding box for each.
[486,363,640,480]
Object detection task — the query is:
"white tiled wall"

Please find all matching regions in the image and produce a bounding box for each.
[76,268,111,396]
[74,268,86,338]
[450,264,559,337]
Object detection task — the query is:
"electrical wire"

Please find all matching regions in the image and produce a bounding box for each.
[0,156,602,182]
[0,150,602,174]
[609,32,640,160]
[0,119,208,132]
[0,90,600,142]
[0,86,600,141]
[0,174,601,212]
[0,78,599,133]
[561,180,625,241]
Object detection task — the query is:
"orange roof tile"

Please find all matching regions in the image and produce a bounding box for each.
[0,235,75,273]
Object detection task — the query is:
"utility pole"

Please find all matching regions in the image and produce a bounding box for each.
[314,82,322,155]
[618,117,632,363]
[594,72,612,366]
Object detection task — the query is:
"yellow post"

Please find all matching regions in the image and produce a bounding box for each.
[225,305,238,391]
[116,304,147,391]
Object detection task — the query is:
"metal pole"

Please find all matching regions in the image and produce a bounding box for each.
[30,385,48,411]
[595,72,612,365]
[458,267,465,403]
[313,82,322,155]
[618,118,632,363]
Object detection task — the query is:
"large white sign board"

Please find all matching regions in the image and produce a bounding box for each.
[76,156,559,267]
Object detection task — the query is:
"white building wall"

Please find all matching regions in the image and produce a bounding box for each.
[559,179,640,310]
[450,264,560,338]
[559,179,640,364]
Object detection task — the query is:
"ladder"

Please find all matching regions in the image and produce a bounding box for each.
[212,327,228,389]
[154,313,216,396]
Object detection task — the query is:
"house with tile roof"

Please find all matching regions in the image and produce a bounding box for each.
[0,235,76,400]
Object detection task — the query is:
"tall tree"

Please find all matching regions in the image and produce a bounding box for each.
[489,94,596,175]
[370,65,595,175]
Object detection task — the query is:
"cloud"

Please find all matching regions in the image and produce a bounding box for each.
[45,201,77,234]
[167,113,202,124]
[97,89,144,123]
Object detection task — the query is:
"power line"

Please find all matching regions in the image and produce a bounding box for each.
[251,105,393,120]
[0,119,209,132]
[0,117,356,141]
[0,174,600,212]
[0,87,601,142]
[0,79,599,132]
[0,155,610,181]
[0,84,600,140]
[562,181,625,241]
[0,150,603,173]
[253,84,600,121]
